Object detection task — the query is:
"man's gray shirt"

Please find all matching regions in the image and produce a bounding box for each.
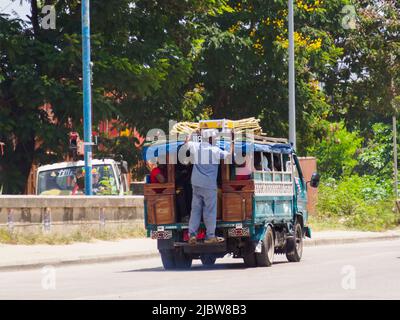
[187,141,230,190]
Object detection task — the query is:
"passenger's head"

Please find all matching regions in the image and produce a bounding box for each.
[146,160,156,171]
[92,170,100,183]
[75,168,84,178]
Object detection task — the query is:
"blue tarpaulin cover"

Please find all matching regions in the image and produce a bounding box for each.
[142,140,293,161]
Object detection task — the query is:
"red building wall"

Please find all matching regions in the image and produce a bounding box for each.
[299,157,318,215]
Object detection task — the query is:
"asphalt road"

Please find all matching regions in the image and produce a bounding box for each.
[1,240,399,300]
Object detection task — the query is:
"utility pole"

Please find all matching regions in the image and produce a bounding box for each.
[390,53,398,200]
[82,0,93,195]
[288,0,296,150]
[393,114,397,199]
[391,54,398,200]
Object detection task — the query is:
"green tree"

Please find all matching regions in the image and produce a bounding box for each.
[323,0,400,134]
[187,0,348,154]
[307,121,363,179]
[357,123,394,177]
[0,0,231,193]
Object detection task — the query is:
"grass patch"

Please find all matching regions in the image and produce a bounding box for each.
[308,216,358,232]
[0,225,146,245]
[311,199,400,232]
[314,177,400,232]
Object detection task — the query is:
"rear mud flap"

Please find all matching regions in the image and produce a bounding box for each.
[304,226,312,238]
[157,238,175,250]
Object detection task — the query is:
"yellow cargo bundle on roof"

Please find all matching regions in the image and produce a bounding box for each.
[199,119,234,130]
[170,117,263,135]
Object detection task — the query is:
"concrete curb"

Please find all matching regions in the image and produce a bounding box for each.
[304,234,400,247]
[0,251,159,272]
[1,234,399,271]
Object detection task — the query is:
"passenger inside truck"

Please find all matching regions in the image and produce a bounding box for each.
[175,160,192,222]
[174,144,224,223]
[254,152,272,171]
[72,168,85,195]
[147,161,167,183]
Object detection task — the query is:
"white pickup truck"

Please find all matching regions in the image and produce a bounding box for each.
[36,159,129,195]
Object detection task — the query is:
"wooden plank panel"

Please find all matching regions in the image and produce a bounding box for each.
[167,164,175,183]
[146,194,176,224]
[222,180,254,193]
[222,192,253,221]
[221,162,230,182]
[144,183,175,196]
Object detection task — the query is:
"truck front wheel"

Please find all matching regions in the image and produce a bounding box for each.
[286,222,303,262]
[255,226,275,267]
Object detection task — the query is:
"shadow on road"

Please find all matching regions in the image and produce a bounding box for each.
[120,260,289,273]
[121,263,244,273]
[272,261,290,265]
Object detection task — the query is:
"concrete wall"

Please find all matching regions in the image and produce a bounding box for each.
[0,196,145,234]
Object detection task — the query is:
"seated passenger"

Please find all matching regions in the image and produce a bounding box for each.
[148,161,167,183]
[72,168,85,195]
[254,153,271,171]
[261,154,271,171]
[176,161,192,222]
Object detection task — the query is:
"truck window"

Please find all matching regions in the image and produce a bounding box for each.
[254,152,271,171]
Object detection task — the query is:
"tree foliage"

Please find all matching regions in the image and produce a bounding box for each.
[0,0,399,194]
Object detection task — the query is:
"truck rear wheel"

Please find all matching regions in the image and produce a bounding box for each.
[174,249,193,269]
[286,222,303,262]
[159,249,176,270]
[255,226,274,267]
[200,255,216,266]
[243,253,257,268]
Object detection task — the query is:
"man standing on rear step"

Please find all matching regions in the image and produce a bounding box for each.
[184,129,233,245]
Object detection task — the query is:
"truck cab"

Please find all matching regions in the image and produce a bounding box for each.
[143,121,319,270]
[36,158,129,195]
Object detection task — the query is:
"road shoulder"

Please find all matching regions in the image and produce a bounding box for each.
[1,230,399,271]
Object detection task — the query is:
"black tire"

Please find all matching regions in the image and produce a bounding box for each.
[200,255,217,266]
[243,253,257,267]
[243,240,257,267]
[174,250,193,269]
[255,226,274,267]
[159,249,176,270]
[286,221,303,262]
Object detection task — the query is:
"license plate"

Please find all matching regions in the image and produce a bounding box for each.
[151,230,172,240]
[228,227,250,237]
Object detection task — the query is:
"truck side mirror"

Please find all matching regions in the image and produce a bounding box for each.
[310,172,320,188]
